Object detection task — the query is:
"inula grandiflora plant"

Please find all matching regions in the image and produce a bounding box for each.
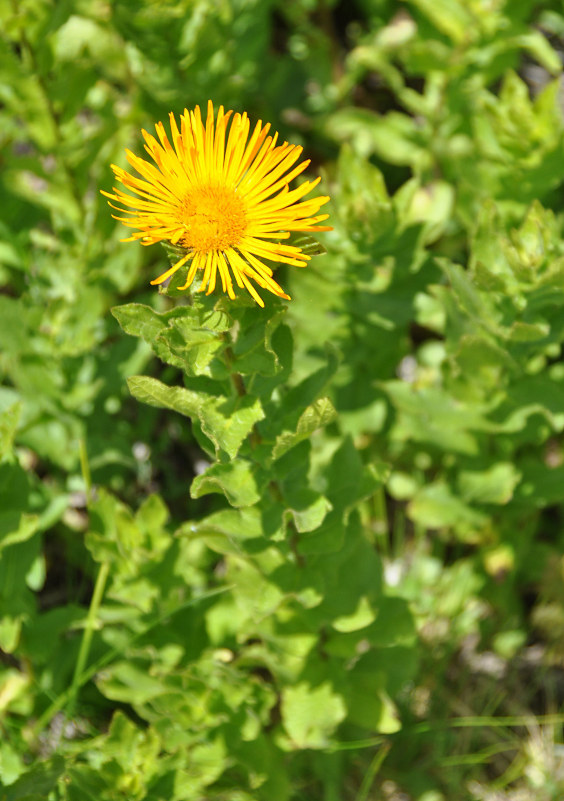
[4,1,564,799]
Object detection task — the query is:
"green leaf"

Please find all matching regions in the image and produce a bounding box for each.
[112,302,229,376]
[0,463,38,552]
[332,596,376,633]
[515,30,562,75]
[439,259,495,326]
[127,375,264,459]
[273,397,337,460]
[231,308,287,377]
[408,482,487,538]
[0,756,65,800]
[180,506,269,556]
[96,660,171,705]
[0,402,21,461]
[191,460,261,508]
[383,381,492,455]
[299,439,385,554]
[284,490,332,534]
[505,320,549,342]
[458,462,521,505]
[0,513,38,553]
[408,0,475,43]
[281,682,347,749]
[346,672,401,733]
[85,488,140,566]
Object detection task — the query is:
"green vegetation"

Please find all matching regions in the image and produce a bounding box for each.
[2,1,564,799]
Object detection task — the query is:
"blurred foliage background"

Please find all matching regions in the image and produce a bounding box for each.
[3,0,564,799]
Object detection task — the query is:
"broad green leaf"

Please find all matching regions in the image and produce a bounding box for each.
[231,308,286,377]
[505,320,549,342]
[0,513,38,553]
[347,675,401,733]
[332,596,376,633]
[458,462,521,505]
[112,302,185,343]
[85,488,141,567]
[173,737,227,792]
[408,482,487,538]
[103,711,161,768]
[403,181,455,244]
[299,440,385,554]
[273,397,337,460]
[112,302,229,375]
[96,660,170,705]
[284,490,332,534]
[281,682,346,749]
[408,0,475,43]
[191,460,261,508]
[439,259,495,327]
[0,617,22,654]
[127,375,264,459]
[180,507,270,555]
[0,402,20,461]
[0,463,38,552]
[383,381,491,455]
[0,756,65,801]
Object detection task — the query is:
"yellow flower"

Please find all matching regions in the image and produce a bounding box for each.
[102,101,331,306]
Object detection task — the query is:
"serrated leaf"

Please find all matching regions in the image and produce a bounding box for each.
[112,302,182,341]
[472,261,508,292]
[439,258,493,324]
[273,397,337,460]
[112,302,229,375]
[127,376,264,459]
[191,460,261,508]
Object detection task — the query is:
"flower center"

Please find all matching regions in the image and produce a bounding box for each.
[180,184,247,252]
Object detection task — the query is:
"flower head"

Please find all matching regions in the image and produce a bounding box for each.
[102,101,331,306]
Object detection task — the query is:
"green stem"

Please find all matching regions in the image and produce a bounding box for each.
[223,343,246,398]
[223,340,263,448]
[372,485,389,556]
[66,560,110,719]
[66,437,107,718]
[79,438,92,505]
[354,743,391,801]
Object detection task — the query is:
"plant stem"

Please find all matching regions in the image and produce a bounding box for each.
[79,438,92,505]
[223,342,246,398]
[66,438,107,719]
[66,561,110,719]
[354,743,391,801]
